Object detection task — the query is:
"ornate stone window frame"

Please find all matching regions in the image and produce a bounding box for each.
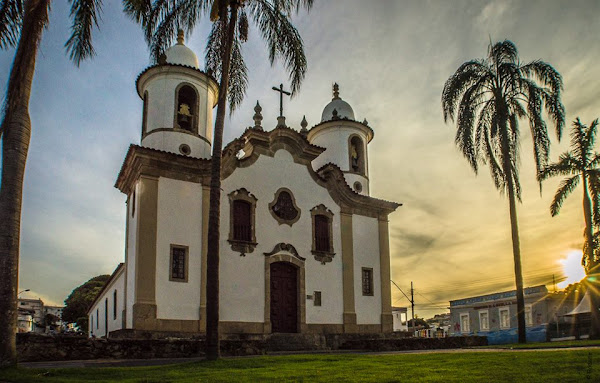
[173,82,199,134]
[228,188,258,256]
[348,134,366,175]
[311,204,335,264]
[268,187,301,226]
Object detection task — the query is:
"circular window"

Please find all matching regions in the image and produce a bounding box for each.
[353,181,363,193]
[179,144,191,156]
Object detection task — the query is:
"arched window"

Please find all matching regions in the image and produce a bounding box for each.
[349,136,365,174]
[228,188,257,255]
[142,91,148,135]
[269,188,301,226]
[175,84,198,132]
[311,205,335,264]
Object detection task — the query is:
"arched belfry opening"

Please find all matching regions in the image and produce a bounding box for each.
[175,84,198,132]
[349,135,366,174]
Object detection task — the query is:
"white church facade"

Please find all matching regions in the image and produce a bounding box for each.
[88,34,400,337]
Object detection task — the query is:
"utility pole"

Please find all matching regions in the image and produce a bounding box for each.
[411,281,415,324]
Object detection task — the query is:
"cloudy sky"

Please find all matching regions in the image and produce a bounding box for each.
[2,0,599,318]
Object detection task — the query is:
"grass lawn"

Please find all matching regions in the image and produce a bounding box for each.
[481,339,600,349]
[1,350,599,382]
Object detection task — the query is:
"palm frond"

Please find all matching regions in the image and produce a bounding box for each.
[227,33,248,112]
[65,0,103,66]
[522,79,550,176]
[441,60,489,122]
[205,19,224,78]
[0,0,24,49]
[587,170,600,226]
[247,0,307,94]
[538,152,579,181]
[488,40,518,67]
[550,175,580,216]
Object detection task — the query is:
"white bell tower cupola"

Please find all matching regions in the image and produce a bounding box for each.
[307,83,374,195]
[136,30,219,158]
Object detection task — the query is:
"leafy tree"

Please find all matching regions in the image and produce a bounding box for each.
[442,40,565,343]
[539,118,600,338]
[0,0,104,367]
[62,274,109,332]
[124,0,313,360]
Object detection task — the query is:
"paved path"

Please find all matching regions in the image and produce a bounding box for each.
[18,346,600,369]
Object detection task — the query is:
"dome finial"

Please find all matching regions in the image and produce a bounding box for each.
[177,29,185,45]
[253,101,263,130]
[333,83,340,100]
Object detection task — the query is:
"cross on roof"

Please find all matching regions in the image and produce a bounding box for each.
[272,83,291,117]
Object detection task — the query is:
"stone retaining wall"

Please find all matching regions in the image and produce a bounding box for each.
[16,333,487,362]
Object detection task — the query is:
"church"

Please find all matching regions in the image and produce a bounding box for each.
[87,33,400,337]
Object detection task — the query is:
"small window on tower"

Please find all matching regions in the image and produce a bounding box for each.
[142,91,148,135]
[175,84,197,132]
[170,245,189,282]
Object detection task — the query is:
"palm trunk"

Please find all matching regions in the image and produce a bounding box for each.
[0,0,49,367]
[582,174,600,339]
[506,176,527,344]
[205,2,239,361]
[498,105,527,344]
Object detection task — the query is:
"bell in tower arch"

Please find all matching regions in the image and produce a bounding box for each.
[176,85,197,132]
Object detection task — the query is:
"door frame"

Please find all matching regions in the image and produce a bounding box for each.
[264,253,306,334]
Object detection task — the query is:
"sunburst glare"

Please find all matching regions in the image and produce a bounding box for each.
[557,250,586,289]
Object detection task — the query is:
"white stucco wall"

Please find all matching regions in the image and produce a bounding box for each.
[352,214,382,324]
[155,177,203,320]
[142,130,211,159]
[88,268,125,338]
[125,184,139,329]
[220,149,345,325]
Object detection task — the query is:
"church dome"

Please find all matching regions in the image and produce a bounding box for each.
[321,83,355,122]
[164,30,199,69]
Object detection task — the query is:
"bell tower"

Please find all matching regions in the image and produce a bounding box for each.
[307,83,374,195]
[136,30,219,158]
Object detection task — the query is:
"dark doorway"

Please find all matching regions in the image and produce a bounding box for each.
[270,262,298,333]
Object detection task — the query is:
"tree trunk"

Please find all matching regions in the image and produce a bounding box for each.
[205,2,239,361]
[0,0,49,368]
[506,176,527,344]
[583,174,600,339]
[498,104,527,344]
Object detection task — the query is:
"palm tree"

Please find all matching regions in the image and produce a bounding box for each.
[441,40,565,343]
[124,0,313,360]
[0,0,104,367]
[539,118,600,338]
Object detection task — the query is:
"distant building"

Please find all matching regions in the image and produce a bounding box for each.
[17,298,65,333]
[392,307,408,332]
[18,298,44,333]
[449,285,579,344]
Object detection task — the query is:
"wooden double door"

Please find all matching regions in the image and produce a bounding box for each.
[270,262,298,333]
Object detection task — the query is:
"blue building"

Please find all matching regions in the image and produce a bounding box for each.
[449,285,579,344]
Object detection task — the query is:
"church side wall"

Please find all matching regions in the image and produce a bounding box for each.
[220,149,344,326]
[352,215,382,325]
[125,183,139,329]
[155,178,203,321]
[88,270,125,338]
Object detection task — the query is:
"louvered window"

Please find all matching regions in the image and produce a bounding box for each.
[233,200,252,242]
